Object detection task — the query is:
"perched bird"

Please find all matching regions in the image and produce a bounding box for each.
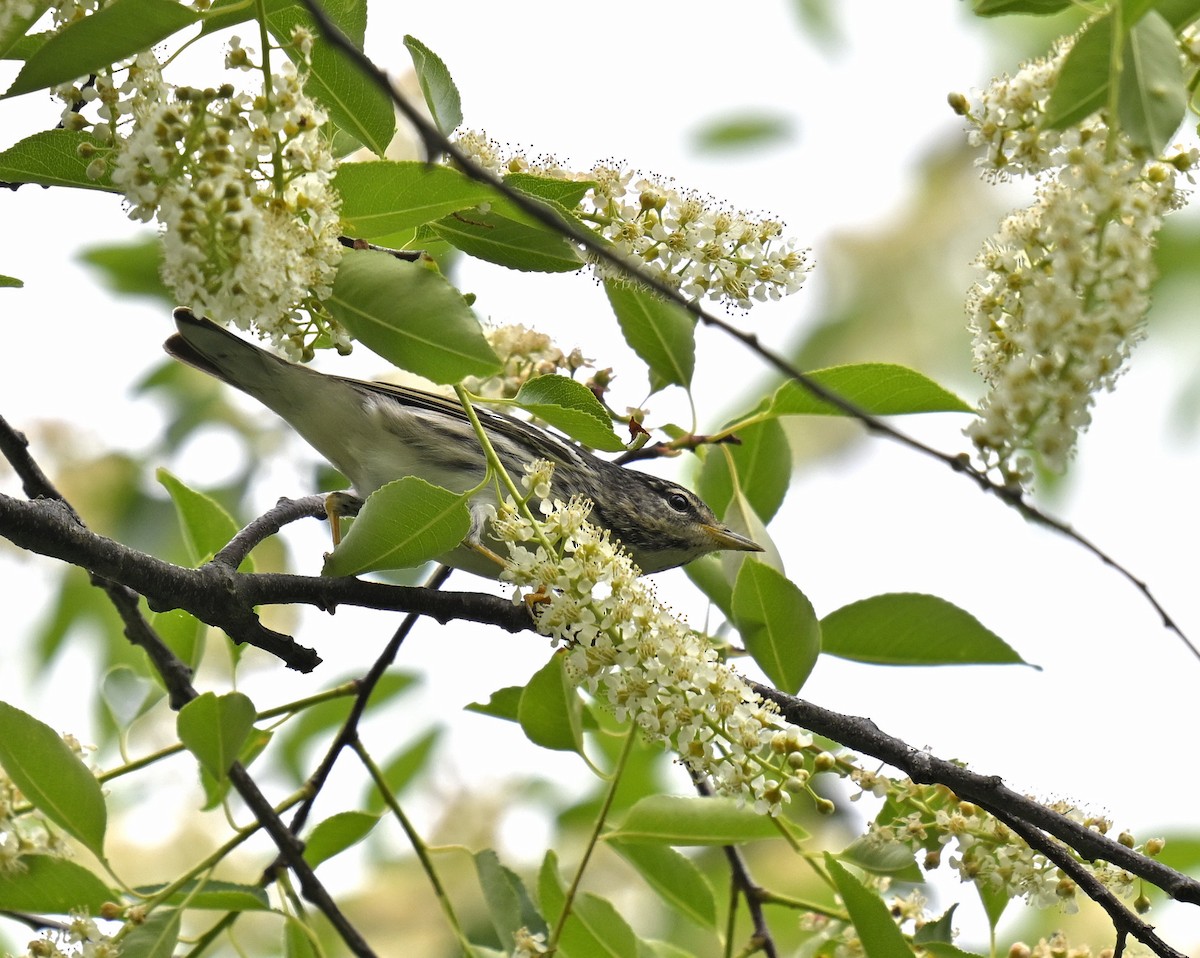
[164,308,762,576]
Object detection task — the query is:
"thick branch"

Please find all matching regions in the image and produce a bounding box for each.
[753,684,1200,908]
[0,491,532,671]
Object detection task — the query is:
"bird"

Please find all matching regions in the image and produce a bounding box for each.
[164,307,763,576]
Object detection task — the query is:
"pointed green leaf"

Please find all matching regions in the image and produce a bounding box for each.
[609,795,780,845]
[519,654,584,754]
[476,849,547,947]
[764,364,973,417]
[513,375,625,451]
[0,1,49,58]
[697,418,792,521]
[692,113,792,153]
[538,852,636,958]
[466,685,524,722]
[79,236,168,299]
[304,811,380,868]
[504,172,594,210]
[4,0,199,97]
[151,607,206,673]
[825,854,917,958]
[972,0,1072,14]
[364,727,442,811]
[840,836,923,881]
[101,665,163,730]
[283,915,321,958]
[0,855,113,913]
[0,129,115,189]
[176,691,257,783]
[1119,11,1187,153]
[820,593,1028,666]
[608,841,717,928]
[0,274,23,288]
[119,907,181,958]
[132,879,270,911]
[403,35,462,135]
[976,880,1010,932]
[720,489,783,580]
[335,161,496,237]
[731,561,820,694]
[267,3,395,156]
[0,702,106,857]
[1044,16,1110,130]
[430,208,583,272]
[157,468,251,570]
[322,477,472,576]
[604,280,695,392]
[327,250,500,383]
[914,905,958,945]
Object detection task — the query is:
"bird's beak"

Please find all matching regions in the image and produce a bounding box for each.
[703,524,765,554]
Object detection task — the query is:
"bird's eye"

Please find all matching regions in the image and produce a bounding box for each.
[667,492,690,512]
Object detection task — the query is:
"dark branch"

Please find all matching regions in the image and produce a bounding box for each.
[753,684,1200,910]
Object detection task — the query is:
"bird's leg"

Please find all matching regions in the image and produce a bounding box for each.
[324,491,364,545]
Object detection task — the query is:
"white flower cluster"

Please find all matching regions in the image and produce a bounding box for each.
[104,40,344,358]
[22,914,118,958]
[452,130,812,310]
[493,462,813,815]
[461,324,590,400]
[867,782,1157,914]
[959,43,1195,485]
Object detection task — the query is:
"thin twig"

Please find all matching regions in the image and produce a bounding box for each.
[294,0,1193,661]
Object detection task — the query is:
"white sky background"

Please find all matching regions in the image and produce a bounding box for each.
[2,0,1200,949]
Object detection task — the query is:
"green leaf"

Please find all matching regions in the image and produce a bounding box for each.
[304,811,380,868]
[79,237,169,299]
[0,1,49,58]
[682,554,734,619]
[697,418,792,521]
[197,728,270,811]
[322,477,472,576]
[335,161,497,237]
[465,685,524,722]
[267,2,395,156]
[1045,16,1109,130]
[0,274,23,288]
[731,561,820,694]
[151,607,206,673]
[101,665,163,730]
[132,879,270,911]
[513,375,625,451]
[519,654,584,754]
[176,691,257,783]
[0,702,107,857]
[430,207,584,272]
[976,880,1010,932]
[1119,11,1187,153]
[825,855,917,958]
[763,364,973,417]
[283,915,321,958]
[608,841,717,928]
[609,795,780,845]
[603,280,695,392]
[0,855,113,913]
[0,129,115,189]
[4,0,199,97]
[538,853,637,958]
[692,113,792,152]
[914,905,958,945]
[820,593,1028,667]
[364,727,442,811]
[119,907,181,958]
[403,35,463,135]
[504,172,594,210]
[840,836,923,881]
[327,250,500,383]
[972,0,1072,13]
[476,849,547,947]
[157,468,250,570]
[921,945,989,958]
